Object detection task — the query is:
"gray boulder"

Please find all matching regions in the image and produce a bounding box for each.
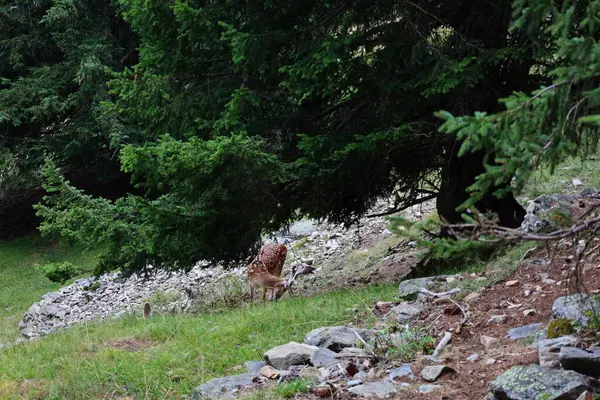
[191,373,257,399]
[264,341,318,370]
[348,381,397,398]
[304,326,374,351]
[559,347,600,378]
[488,364,598,400]
[538,336,580,368]
[391,302,422,324]
[506,323,545,340]
[310,347,337,368]
[398,275,457,298]
[552,294,600,327]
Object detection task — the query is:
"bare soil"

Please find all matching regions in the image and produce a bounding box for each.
[296,244,600,399]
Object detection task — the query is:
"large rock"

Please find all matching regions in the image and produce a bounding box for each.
[520,190,600,233]
[538,336,580,367]
[552,294,600,327]
[264,342,318,370]
[559,347,600,378]
[304,326,374,351]
[398,275,458,298]
[191,373,257,399]
[488,364,598,400]
[348,381,397,398]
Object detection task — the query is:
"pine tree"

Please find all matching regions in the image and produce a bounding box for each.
[36,0,599,275]
[0,0,136,237]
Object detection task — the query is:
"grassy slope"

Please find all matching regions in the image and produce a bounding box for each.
[0,236,100,343]
[521,156,600,201]
[1,156,597,399]
[0,284,397,400]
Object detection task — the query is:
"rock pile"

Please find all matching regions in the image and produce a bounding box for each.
[19,265,245,339]
[18,198,434,340]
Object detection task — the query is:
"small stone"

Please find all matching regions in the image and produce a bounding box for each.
[348,381,397,397]
[487,315,507,325]
[486,358,497,365]
[480,335,500,351]
[420,365,455,382]
[419,384,441,394]
[523,309,536,316]
[245,360,266,375]
[191,373,256,399]
[572,178,583,186]
[389,364,416,381]
[524,289,532,297]
[505,280,519,287]
[304,326,374,351]
[466,353,480,362]
[347,379,363,387]
[260,365,280,379]
[391,302,422,324]
[264,342,318,370]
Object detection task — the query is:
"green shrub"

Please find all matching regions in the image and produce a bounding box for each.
[37,262,79,284]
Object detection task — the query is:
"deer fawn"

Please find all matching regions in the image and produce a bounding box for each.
[257,243,289,299]
[258,243,288,279]
[247,260,289,305]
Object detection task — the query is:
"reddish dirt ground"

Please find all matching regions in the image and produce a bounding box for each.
[297,245,600,399]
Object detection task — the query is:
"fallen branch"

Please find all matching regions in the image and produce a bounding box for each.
[419,288,460,298]
[431,331,452,359]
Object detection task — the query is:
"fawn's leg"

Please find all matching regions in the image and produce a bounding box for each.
[262,288,267,303]
[249,285,254,307]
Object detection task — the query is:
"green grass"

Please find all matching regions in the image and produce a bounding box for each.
[0,235,101,343]
[521,156,600,201]
[0,281,397,399]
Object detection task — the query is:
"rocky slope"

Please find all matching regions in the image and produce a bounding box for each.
[17,198,434,340]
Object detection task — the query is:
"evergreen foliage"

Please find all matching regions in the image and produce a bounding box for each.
[20,0,600,274]
[438,0,600,210]
[0,0,136,232]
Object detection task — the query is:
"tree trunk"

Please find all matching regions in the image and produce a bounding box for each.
[437,142,525,235]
